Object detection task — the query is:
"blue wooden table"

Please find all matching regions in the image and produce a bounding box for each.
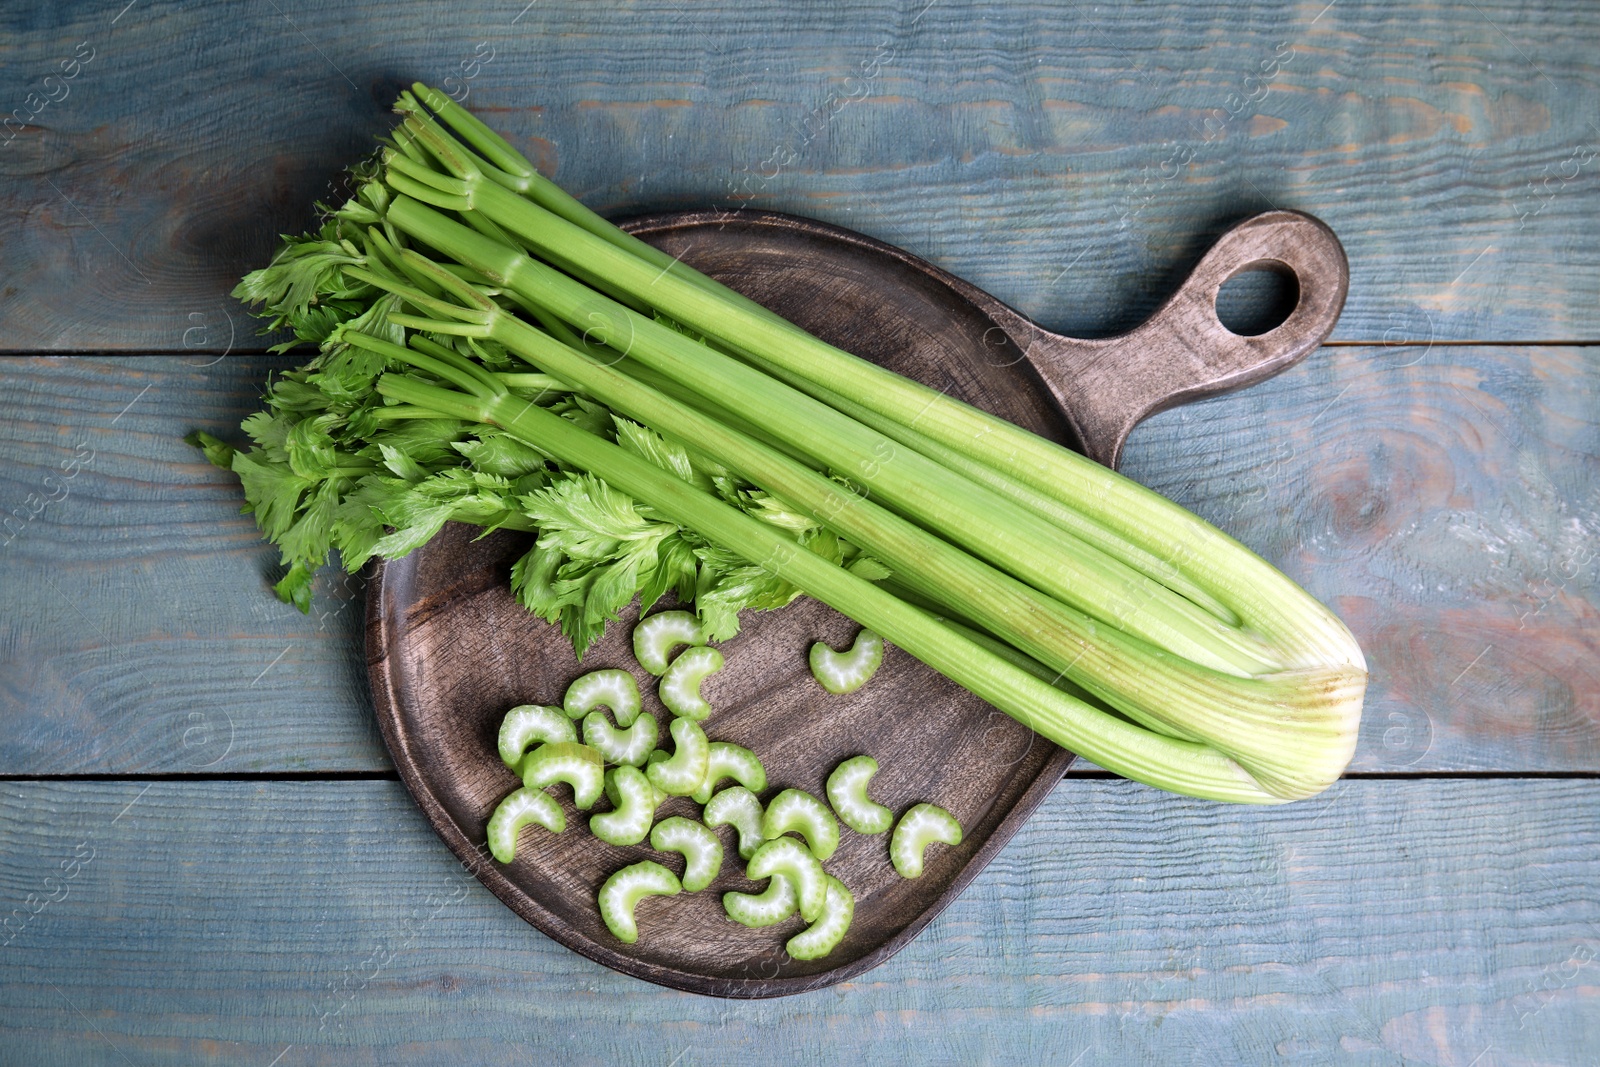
[3,2,1598,1063]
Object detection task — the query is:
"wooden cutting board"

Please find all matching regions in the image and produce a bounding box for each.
[365,208,1348,997]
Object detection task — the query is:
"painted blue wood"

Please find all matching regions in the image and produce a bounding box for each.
[2,1,1597,1057]
[1,0,1598,348]
[0,356,384,773]
[2,778,1596,1065]
[1122,342,1600,774]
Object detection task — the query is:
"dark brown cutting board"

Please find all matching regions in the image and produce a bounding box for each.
[366,208,1348,997]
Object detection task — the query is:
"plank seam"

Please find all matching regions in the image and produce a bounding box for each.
[1065,769,1600,780]
[5,340,1600,359]
[0,771,401,782]
[2,770,1596,783]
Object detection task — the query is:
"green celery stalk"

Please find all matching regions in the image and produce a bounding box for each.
[338,245,1359,794]
[209,85,1370,804]
[344,272,1209,747]
[378,193,1283,680]
[368,362,1284,804]
[389,86,1363,682]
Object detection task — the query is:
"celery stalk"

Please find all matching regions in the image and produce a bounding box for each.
[371,367,1286,804]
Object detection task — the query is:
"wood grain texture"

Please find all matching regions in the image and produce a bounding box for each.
[0,355,385,773]
[2,778,1596,1065]
[1,347,1594,774]
[371,524,1070,997]
[623,206,1347,469]
[2,1,1594,1058]
[1120,343,1600,773]
[2,0,1598,348]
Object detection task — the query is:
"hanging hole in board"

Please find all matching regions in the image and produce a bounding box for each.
[1214,263,1299,337]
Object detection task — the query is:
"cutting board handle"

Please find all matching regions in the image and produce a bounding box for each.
[1007,210,1349,469]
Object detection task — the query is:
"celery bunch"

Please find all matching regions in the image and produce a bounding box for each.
[194,85,1366,804]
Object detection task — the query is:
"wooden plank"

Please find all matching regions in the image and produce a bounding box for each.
[2,778,1596,1064]
[1122,343,1600,773]
[2,350,1596,773]
[0,356,384,773]
[2,0,1598,348]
